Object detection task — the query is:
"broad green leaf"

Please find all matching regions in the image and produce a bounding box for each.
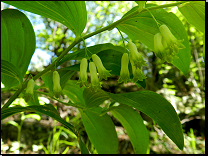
[6,120,19,128]
[178,1,205,33]
[108,91,184,150]
[41,71,53,95]
[83,88,109,109]
[60,43,146,88]
[58,43,126,65]
[41,69,75,95]
[1,59,23,88]
[117,4,190,76]
[59,69,75,88]
[78,139,90,154]
[3,1,87,36]
[1,104,73,131]
[62,80,85,106]
[79,107,118,154]
[1,104,88,152]
[111,104,149,154]
[1,9,36,89]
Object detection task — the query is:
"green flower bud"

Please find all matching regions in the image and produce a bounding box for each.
[159,24,177,47]
[53,71,62,98]
[25,79,35,102]
[92,54,111,80]
[77,58,88,88]
[129,54,146,82]
[118,53,130,84]
[154,32,166,60]
[89,62,101,92]
[154,32,176,63]
[159,24,186,63]
[128,41,147,69]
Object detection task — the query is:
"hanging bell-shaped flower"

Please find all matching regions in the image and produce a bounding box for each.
[53,71,63,98]
[129,54,146,82]
[154,32,167,60]
[24,79,35,102]
[157,24,186,63]
[77,58,88,88]
[118,53,130,84]
[89,62,101,92]
[92,54,111,80]
[128,41,147,69]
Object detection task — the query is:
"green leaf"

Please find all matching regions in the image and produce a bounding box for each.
[59,69,75,88]
[1,104,72,130]
[41,71,53,95]
[1,59,23,88]
[60,43,146,88]
[83,88,109,109]
[62,80,85,106]
[178,1,205,33]
[78,139,90,154]
[1,9,36,89]
[117,4,190,76]
[111,104,149,154]
[3,1,87,36]
[1,104,88,152]
[108,91,184,150]
[79,107,118,154]
[58,43,126,65]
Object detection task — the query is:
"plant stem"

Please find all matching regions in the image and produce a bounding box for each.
[2,1,187,109]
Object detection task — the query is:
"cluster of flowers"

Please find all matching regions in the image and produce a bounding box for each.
[77,54,111,92]
[25,42,148,100]
[154,24,185,63]
[25,24,185,99]
[77,41,147,92]
[118,41,147,84]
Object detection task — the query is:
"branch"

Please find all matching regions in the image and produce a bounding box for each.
[2,1,187,109]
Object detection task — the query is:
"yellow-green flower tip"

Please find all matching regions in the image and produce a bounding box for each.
[155,24,186,63]
[129,53,147,82]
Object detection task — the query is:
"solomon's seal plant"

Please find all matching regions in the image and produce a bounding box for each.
[154,24,186,63]
[24,79,35,102]
[118,53,130,84]
[92,54,111,80]
[89,62,102,92]
[53,71,63,98]
[77,58,89,88]
[2,1,197,153]
[128,41,147,69]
